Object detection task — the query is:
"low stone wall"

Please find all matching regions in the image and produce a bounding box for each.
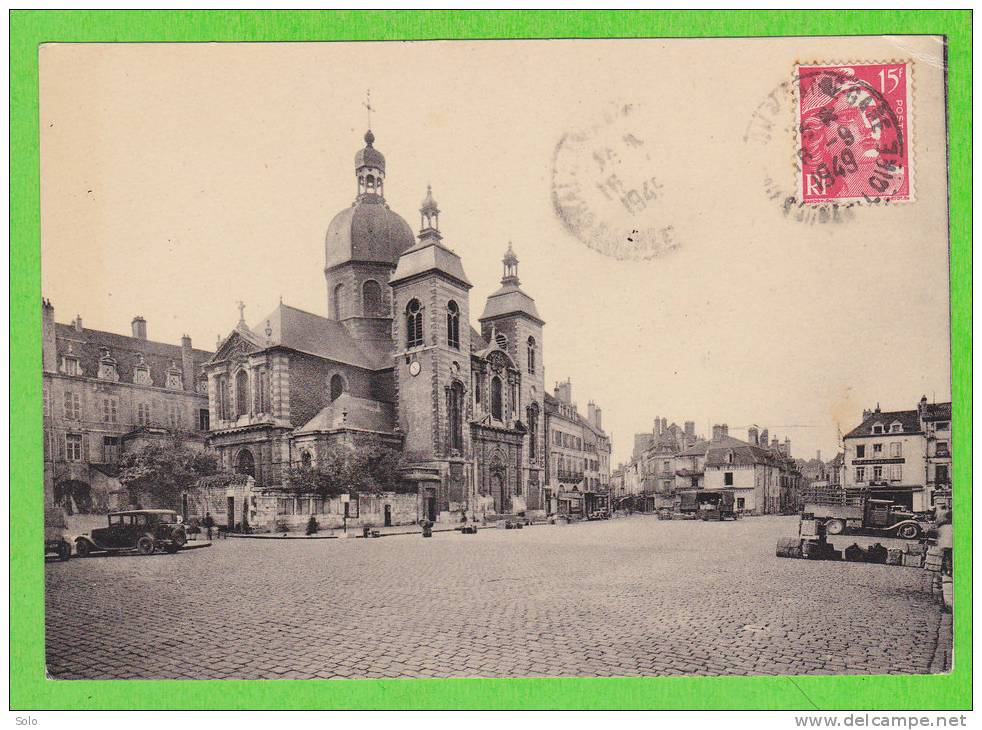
[252,491,421,533]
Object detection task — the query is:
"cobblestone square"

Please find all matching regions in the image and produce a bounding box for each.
[45,515,950,680]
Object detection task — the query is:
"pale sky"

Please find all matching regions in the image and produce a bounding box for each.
[39,38,951,465]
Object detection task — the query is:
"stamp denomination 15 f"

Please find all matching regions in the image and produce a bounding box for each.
[796,62,912,204]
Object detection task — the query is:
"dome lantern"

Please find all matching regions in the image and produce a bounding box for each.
[502,242,519,284]
[418,184,442,243]
[355,129,386,198]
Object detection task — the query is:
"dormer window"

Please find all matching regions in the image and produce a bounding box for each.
[62,356,80,376]
[889,422,903,433]
[872,423,885,434]
[133,354,152,386]
[165,361,184,390]
[97,347,119,382]
[61,343,81,376]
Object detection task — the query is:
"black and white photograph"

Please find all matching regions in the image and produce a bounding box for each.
[40,37,954,681]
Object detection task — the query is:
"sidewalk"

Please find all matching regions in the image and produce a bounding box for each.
[227,519,543,540]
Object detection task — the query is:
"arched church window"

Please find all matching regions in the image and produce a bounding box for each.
[236,449,255,477]
[330,374,345,402]
[448,381,464,452]
[527,404,539,460]
[301,450,312,470]
[235,370,249,418]
[406,299,423,348]
[491,376,503,421]
[333,283,346,321]
[527,336,536,375]
[362,280,382,316]
[447,300,460,350]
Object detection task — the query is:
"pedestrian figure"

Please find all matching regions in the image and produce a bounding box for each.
[203,512,215,541]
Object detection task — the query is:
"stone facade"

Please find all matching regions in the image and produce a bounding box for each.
[41,300,212,514]
[200,131,577,529]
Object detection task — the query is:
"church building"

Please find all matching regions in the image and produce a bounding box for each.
[203,130,546,527]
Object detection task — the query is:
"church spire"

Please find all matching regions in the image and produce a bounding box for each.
[501,242,519,285]
[418,184,442,243]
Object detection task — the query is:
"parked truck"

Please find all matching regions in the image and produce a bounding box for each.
[679,489,736,521]
[802,494,927,540]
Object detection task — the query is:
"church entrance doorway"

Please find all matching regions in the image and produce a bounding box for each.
[422,488,437,523]
[491,471,508,513]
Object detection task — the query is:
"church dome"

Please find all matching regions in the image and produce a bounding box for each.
[325,199,415,270]
[325,130,415,270]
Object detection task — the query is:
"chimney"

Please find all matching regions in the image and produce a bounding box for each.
[760,428,769,446]
[712,424,723,441]
[42,299,57,373]
[918,395,929,416]
[554,379,572,404]
[594,407,602,431]
[588,401,597,426]
[684,421,695,437]
[73,314,83,333]
[747,425,759,446]
[771,436,779,448]
[720,423,728,438]
[816,449,822,462]
[661,417,668,434]
[132,316,147,340]
[653,415,661,435]
[181,334,194,392]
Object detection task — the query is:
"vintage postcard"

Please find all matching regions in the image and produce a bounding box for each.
[23,23,963,706]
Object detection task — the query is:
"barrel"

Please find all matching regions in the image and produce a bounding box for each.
[776,537,802,558]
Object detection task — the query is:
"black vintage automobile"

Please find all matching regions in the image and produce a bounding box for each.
[74,509,187,557]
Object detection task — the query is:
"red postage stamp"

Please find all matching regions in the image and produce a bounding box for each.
[796,62,911,204]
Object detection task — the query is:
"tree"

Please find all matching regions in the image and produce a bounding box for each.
[118,438,219,510]
[285,438,410,498]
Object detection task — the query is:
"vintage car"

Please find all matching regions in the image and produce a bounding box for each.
[74,509,187,557]
[44,508,72,561]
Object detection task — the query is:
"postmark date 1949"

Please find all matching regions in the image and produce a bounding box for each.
[796,62,911,204]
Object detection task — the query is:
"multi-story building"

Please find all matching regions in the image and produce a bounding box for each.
[841,397,953,512]
[673,424,801,515]
[639,418,701,511]
[41,301,213,513]
[543,380,611,516]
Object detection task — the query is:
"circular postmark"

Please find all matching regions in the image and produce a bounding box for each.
[744,65,909,225]
[551,102,677,260]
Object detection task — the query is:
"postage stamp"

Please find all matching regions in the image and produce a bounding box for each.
[795,62,912,204]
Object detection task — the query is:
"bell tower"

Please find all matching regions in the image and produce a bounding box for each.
[390,187,474,517]
[479,244,546,508]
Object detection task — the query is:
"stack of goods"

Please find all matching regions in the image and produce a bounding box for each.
[844,543,867,562]
[924,546,945,572]
[775,537,803,558]
[902,542,925,567]
[886,548,904,565]
[802,539,838,560]
[866,543,888,564]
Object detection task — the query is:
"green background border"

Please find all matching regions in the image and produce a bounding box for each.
[10,10,972,710]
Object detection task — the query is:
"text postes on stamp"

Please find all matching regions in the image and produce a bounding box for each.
[551,102,677,261]
[796,63,911,204]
